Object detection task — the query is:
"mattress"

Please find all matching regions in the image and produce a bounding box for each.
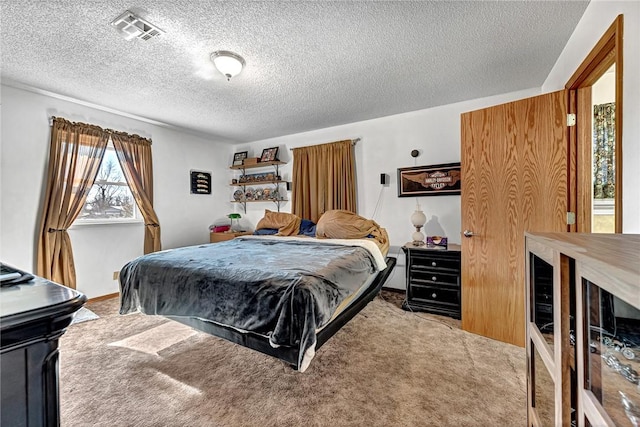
[119,235,386,370]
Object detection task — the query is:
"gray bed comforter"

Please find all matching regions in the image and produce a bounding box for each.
[119,236,381,369]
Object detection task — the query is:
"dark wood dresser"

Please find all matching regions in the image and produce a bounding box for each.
[402,243,461,319]
[1,272,86,427]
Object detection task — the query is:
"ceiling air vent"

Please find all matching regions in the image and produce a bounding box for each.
[111,11,165,41]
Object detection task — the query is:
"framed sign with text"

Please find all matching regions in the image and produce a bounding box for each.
[397,162,461,197]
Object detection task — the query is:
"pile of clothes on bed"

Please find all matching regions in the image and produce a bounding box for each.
[253,209,389,256]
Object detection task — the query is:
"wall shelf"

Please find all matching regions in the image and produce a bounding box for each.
[230,199,287,213]
[229,160,288,213]
[230,160,285,171]
[230,180,285,186]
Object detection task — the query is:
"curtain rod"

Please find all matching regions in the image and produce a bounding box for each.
[289,138,360,150]
[49,116,152,143]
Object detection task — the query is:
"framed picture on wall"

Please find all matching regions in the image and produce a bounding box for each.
[397,162,461,197]
[260,147,279,162]
[190,170,212,195]
[233,151,248,166]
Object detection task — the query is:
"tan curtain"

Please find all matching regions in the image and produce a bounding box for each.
[37,118,109,288]
[292,139,356,222]
[111,132,161,254]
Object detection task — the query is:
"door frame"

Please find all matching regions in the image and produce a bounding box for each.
[566,15,623,233]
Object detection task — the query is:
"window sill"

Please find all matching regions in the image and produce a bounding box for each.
[71,219,145,228]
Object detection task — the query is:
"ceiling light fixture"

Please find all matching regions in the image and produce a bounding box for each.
[210,51,246,81]
[111,10,164,41]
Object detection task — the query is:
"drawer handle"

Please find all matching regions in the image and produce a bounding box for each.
[431,276,437,281]
[431,261,437,267]
[431,292,437,298]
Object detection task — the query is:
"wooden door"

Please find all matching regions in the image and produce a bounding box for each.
[460,90,568,347]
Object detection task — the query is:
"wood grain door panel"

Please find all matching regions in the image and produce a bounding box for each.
[461,90,568,347]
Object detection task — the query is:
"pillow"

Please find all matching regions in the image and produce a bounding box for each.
[255,210,301,236]
[299,219,317,237]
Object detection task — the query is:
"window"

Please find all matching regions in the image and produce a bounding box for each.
[75,141,141,224]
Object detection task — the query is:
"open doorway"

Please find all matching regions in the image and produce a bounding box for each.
[591,64,616,233]
[566,15,623,233]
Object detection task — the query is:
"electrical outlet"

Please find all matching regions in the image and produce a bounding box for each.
[113,271,120,280]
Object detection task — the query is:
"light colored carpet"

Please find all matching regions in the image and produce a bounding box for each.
[59,294,526,426]
[108,321,197,356]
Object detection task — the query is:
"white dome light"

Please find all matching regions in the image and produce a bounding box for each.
[210,51,246,81]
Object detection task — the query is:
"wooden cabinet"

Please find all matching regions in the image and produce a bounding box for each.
[230,160,288,213]
[402,243,461,319]
[1,273,86,427]
[525,232,640,427]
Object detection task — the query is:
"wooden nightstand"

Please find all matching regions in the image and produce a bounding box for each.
[209,231,250,243]
[402,243,461,319]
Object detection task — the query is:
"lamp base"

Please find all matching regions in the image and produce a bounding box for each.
[412,230,425,246]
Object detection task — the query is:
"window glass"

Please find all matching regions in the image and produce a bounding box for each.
[75,142,140,223]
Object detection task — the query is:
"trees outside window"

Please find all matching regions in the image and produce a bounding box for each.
[76,143,139,222]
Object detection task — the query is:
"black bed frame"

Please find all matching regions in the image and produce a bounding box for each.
[167,256,396,370]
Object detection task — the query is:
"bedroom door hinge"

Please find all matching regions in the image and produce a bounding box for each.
[567,212,576,225]
[567,114,576,127]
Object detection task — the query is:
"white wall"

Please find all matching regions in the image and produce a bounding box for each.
[592,69,615,105]
[543,0,640,233]
[0,85,233,298]
[238,87,541,289]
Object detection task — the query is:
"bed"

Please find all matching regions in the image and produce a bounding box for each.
[119,211,395,372]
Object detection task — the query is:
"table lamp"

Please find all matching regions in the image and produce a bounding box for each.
[228,213,241,231]
[411,203,426,246]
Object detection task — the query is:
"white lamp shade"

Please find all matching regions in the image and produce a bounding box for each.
[410,204,427,227]
[211,51,245,80]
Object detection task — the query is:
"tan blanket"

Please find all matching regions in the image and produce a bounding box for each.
[315,210,390,256]
[255,210,301,236]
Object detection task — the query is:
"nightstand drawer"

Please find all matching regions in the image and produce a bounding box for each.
[410,285,459,306]
[410,269,459,287]
[409,253,460,272]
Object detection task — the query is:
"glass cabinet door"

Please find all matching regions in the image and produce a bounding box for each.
[531,254,556,351]
[582,279,640,427]
[526,243,576,427]
[531,343,556,426]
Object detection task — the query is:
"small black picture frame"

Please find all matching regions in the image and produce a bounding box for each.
[190,170,212,195]
[260,147,279,163]
[233,151,248,166]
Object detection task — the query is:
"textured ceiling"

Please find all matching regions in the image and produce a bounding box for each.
[1,1,589,143]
